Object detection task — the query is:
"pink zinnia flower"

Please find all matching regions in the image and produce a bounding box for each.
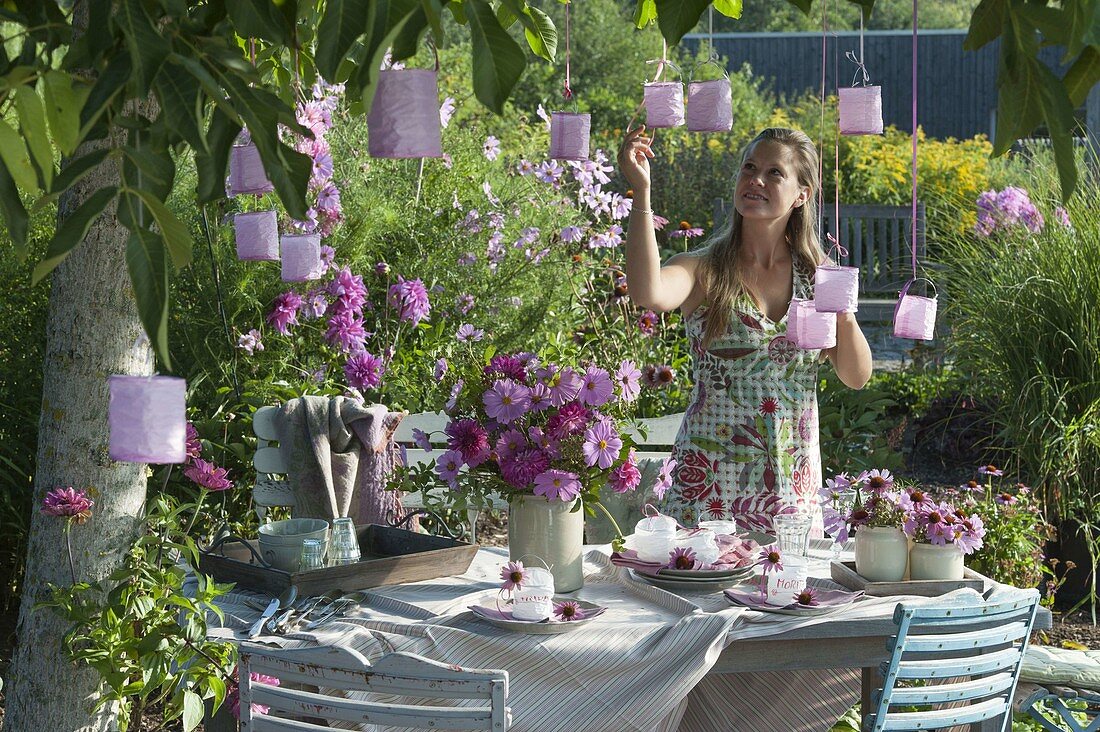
[553,600,585,621]
[266,291,302,335]
[183,458,233,491]
[482,380,531,424]
[655,457,677,500]
[42,486,94,523]
[582,420,622,469]
[387,276,431,326]
[185,422,202,462]
[615,360,641,403]
[609,450,642,493]
[435,449,464,486]
[667,546,697,570]
[532,469,581,502]
[445,419,491,467]
[344,351,384,390]
[578,367,615,407]
[500,560,528,591]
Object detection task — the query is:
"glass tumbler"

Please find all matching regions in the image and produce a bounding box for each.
[329,517,361,566]
[831,489,858,560]
[299,538,326,571]
[773,512,812,558]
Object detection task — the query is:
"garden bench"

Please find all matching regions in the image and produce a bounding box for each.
[712,200,929,324]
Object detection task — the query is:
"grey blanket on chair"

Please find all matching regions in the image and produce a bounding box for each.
[274,396,407,524]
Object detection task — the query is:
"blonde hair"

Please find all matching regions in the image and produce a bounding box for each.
[695,128,827,348]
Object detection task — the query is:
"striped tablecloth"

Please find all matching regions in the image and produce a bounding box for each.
[206,540,1013,732]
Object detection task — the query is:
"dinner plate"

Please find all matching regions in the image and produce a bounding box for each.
[644,564,756,581]
[467,597,606,634]
[629,569,748,593]
[724,586,863,616]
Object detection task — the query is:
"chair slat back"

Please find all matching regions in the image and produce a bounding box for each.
[866,590,1041,732]
[239,645,510,732]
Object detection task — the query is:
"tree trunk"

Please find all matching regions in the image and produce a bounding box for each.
[6,7,151,727]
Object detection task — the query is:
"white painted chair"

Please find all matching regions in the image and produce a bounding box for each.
[865,590,1041,732]
[238,644,510,731]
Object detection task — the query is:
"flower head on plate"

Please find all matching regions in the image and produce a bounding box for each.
[553,600,585,621]
[500,561,529,591]
[667,546,698,570]
[794,586,820,606]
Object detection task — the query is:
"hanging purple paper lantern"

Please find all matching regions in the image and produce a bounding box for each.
[235,210,279,262]
[839,86,884,136]
[228,142,275,196]
[796,300,837,350]
[893,281,937,340]
[814,265,860,313]
[786,296,807,346]
[549,112,591,161]
[108,375,187,464]
[686,79,733,132]
[367,69,443,159]
[280,233,322,282]
[644,82,685,128]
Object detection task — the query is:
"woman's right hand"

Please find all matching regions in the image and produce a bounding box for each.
[617,125,654,191]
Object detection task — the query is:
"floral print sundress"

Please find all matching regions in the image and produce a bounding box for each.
[662,262,824,533]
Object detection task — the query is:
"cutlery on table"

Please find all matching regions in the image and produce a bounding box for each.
[248,585,297,639]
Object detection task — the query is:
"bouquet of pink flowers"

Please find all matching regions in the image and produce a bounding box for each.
[899,487,986,554]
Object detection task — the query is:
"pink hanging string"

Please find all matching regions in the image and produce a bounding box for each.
[910,0,919,282]
[817,0,828,239]
[563,1,573,101]
[833,19,841,262]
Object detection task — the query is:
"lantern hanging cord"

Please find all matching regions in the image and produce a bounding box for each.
[200,204,243,404]
[910,0,919,281]
[833,21,841,259]
[563,1,573,100]
[817,0,828,241]
[846,14,871,86]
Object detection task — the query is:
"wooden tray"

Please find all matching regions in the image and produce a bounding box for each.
[198,523,479,596]
[830,560,987,597]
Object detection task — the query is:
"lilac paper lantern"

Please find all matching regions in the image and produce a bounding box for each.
[796,300,837,350]
[367,69,443,159]
[786,296,807,346]
[686,79,733,132]
[550,112,591,161]
[814,265,860,313]
[893,282,938,340]
[839,86,884,136]
[108,375,186,464]
[280,233,322,282]
[235,210,279,262]
[228,143,275,196]
[644,82,685,128]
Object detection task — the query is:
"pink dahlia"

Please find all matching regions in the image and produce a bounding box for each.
[609,449,642,493]
[327,267,367,313]
[344,351,384,390]
[387,276,431,326]
[183,458,233,492]
[445,419,490,467]
[500,447,550,489]
[325,309,368,352]
[266,291,302,335]
[546,401,590,440]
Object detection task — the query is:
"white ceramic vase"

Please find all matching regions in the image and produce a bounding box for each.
[909,542,965,581]
[508,495,585,592]
[853,526,909,582]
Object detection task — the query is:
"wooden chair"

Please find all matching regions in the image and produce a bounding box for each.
[865,589,1041,732]
[238,644,510,731]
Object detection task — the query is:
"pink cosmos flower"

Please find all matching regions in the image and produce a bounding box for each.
[655,457,677,500]
[482,380,531,424]
[548,367,584,406]
[387,276,431,326]
[456,323,484,342]
[411,428,433,452]
[237,328,264,356]
[483,135,501,161]
[456,293,475,315]
[445,380,464,413]
[439,96,456,128]
[500,560,528,591]
[435,449,464,486]
[667,546,697,570]
[266,291,302,335]
[185,422,202,462]
[578,367,615,407]
[493,428,526,461]
[953,513,986,554]
[533,469,582,502]
[528,382,553,412]
[553,600,585,622]
[609,449,642,493]
[344,351,384,390]
[42,486,94,523]
[434,358,448,381]
[445,419,491,467]
[183,458,233,492]
[560,226,584,243]
[615,360,641,402]
[582,420,622,469]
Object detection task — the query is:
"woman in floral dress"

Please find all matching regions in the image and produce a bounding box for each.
[619,126,872,533]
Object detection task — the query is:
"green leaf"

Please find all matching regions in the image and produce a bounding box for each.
[712,0,743,19]
[131,188,192,269]
[392,5,430,60]
[0,161,29,256]
[125,228,172,371]
[348,0,420,116]
[0,119,38,193]
[207,675,227,712]
[422,0,445,42]
[467,0,526,114]
[497,1,519,29]
[521,6,558,63]
[32,186,118,285]
[194,107,241,204]
[1016,3,1070,47]
[79,49,132,135]
[785,0,813,15]
[49,148,110,196]
[654,0,710,47]
[182,690,204,732]
[14,85,53,189]
[116,0,169,94]
[152,66,204,149]
[315,0,372,81]
[633,0,657,28]
[1063,45,1100,106]
[41,71,87,157]
[226,0,293,46]
[1034,63,1080,201]
[964,0,1007,51]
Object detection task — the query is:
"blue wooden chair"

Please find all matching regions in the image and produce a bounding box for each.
[1016,681,1100,732]
[865,589,1041,732]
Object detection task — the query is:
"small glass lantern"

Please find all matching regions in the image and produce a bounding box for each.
[632,511,677,563]
[512,566,555,621]
[228,141,275,196]
[686,78,733,132]
[839,86,884,136]
[643,81,685,128]
[796,300,837,350]
[108,375,187,464]
[893,279,937,340]
[367,69,444,159]
[280,233,322,282]
[814,264,860,313]
[549,112,591,161]
[786,296,807,347]
[235,210,279,262]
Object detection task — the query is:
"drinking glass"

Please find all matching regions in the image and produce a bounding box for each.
[329,517,361,566]
[773,512,812,558]
[831,489,858,560]
[698,519,738,537]
[299,538,326,571]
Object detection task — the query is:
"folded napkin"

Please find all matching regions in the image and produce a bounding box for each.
[469,603,607,624]
[724,586,864,611]
[611,534,760,575]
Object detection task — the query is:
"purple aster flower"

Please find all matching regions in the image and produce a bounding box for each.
[344,351,384,390]
[552,600,585,621]
[266,292,302,335]
[445,419,491,467]
[411,428,433,452]
[655,457,677,500]
[434,358,448,381]
[325,310,368,352]
[185,422,202,462]
[546,401,590,440]
[387,276,431,325]
[499,560,528,591]
[183,458,233,492]
[609,449,641,493]
[500,447,550,489]
[483,135,501,161]
[42,486,94,523]
[578,366,615,407]
[237,328,264,356]
[533,469,581,502]
[435,449,464,486]
[482,379,531,424]
[456,323,485,342]
[667,546,697,570]
[582,420,622,469]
